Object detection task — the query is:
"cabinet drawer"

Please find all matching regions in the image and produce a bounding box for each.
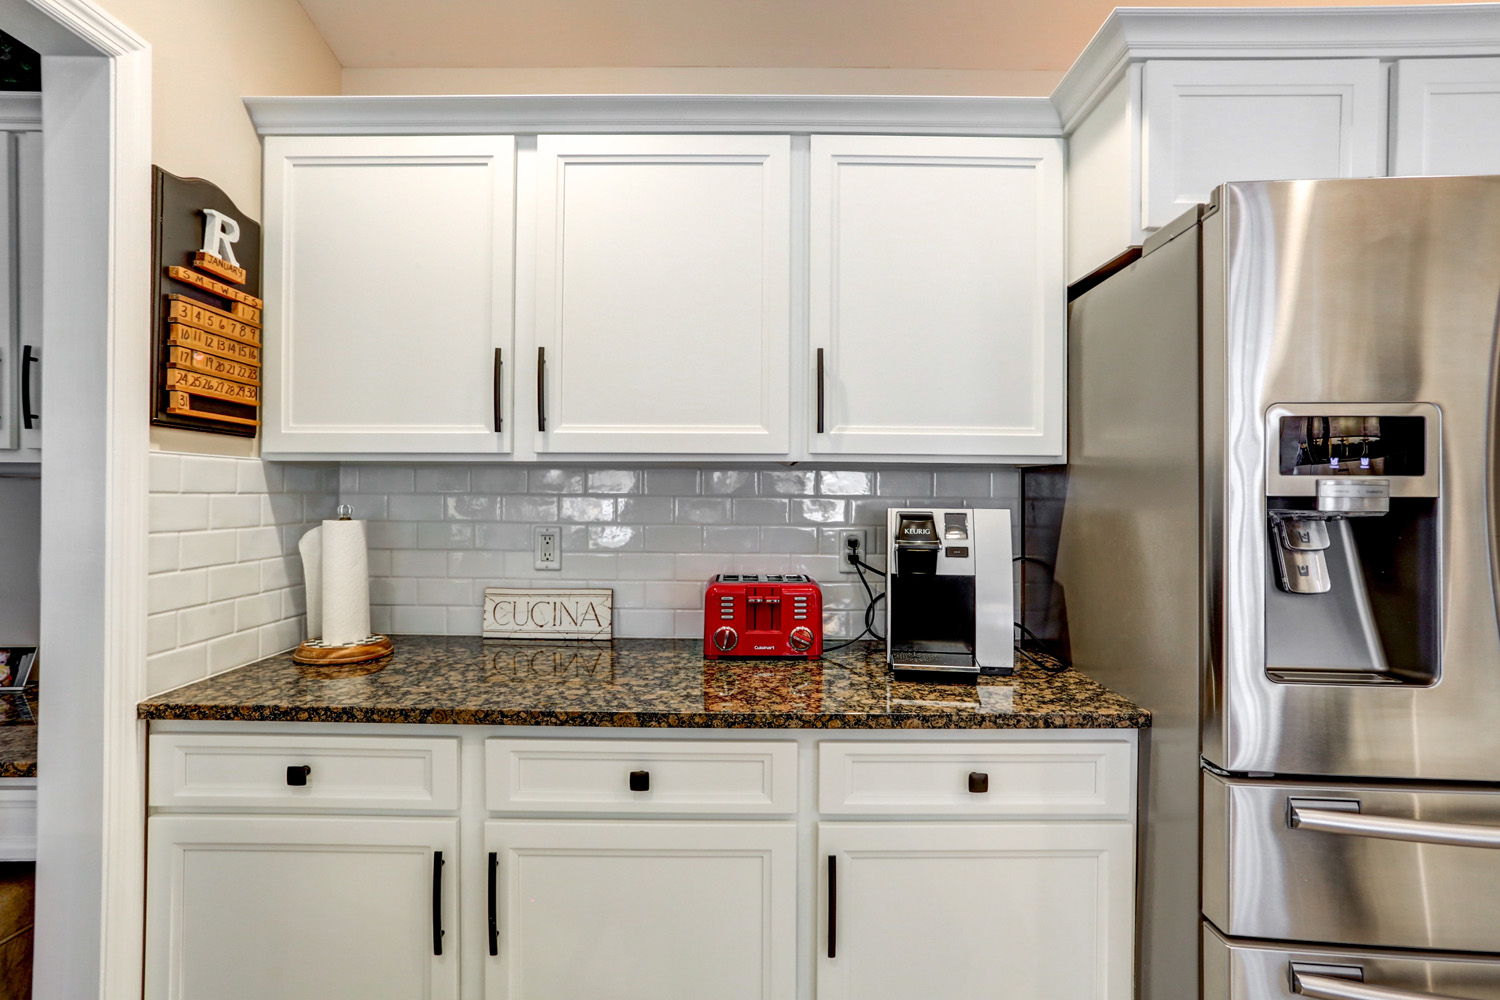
[486,738,797,815]
[148,734,460,812]
[818,740,1133,818]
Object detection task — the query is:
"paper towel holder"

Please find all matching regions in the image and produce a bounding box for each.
[292,505,393,666]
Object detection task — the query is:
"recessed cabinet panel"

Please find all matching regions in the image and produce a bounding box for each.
[1393,57,1500,176]
[818,822,1134,1000]
[809,135,1064,458]
[534,135,791,454]
[263,135,514,454]
[0,128,39,461]
[486,820,796,1000]
[1142,60,1385,230]
[145,815,458,1000]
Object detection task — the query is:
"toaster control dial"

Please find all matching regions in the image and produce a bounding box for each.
[713,626,739,652]
[788,626,815,652]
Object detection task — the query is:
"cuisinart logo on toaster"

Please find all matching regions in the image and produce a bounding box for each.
[754,645,776,651]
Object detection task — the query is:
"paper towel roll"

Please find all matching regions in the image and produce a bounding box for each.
[298,525,323,639]
[320,518,371,645]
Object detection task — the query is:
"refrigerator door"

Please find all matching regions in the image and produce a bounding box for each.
[1207,176,1500,780]
[1205,923,1500,1000]
[1203,771,1500,953]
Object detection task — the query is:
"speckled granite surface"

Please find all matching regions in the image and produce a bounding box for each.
[139,637,1149,730]
[0,691,37,779]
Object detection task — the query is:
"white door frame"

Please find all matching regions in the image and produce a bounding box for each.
[2,2,151,998]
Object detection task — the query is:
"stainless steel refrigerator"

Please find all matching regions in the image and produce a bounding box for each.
[1049,176,1500,1000]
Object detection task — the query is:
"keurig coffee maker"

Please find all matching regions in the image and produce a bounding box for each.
[885,507,1013,676]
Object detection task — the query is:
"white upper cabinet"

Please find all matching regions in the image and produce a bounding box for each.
[1142,59,1386,231]
[809,135,1064,460]
[533,134,791,455]
[262,135,515,456]
[1393,57,1500,176]
[0,124,41,462]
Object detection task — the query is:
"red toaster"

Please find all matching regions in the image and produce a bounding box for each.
[703,574,822,658]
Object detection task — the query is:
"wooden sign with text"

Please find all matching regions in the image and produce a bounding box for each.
[483,588,614,641]
[151,167,263,437]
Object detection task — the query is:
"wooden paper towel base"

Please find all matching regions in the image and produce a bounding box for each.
[292,634,393,666]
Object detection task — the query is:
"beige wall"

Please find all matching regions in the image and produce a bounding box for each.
[328,0,1474,97]
[96,0,341,456]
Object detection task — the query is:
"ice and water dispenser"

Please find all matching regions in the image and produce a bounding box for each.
[1264,405,1442,684]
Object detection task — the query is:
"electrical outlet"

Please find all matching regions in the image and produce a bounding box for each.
[838,529,870,574]
[534,525,562,571]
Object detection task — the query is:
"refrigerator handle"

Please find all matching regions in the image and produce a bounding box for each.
[1290,799,1500,849]
[1292,965,1477,1000]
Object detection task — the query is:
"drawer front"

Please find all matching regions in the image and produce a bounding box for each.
[1204,771,1500,953]
[486,738,798,815]
[818,740,1134,817]
[148,734,460,812]
[1205,922,1500,999]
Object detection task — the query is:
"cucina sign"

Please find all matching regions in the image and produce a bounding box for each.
[483,588,613,640]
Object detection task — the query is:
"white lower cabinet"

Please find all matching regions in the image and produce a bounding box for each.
[818,821,1135,1000]
[485,820,797,999]
[144,814,459,1000]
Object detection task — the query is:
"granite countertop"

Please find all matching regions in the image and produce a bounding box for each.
[139,636,1149,730]
[0,689,37,779]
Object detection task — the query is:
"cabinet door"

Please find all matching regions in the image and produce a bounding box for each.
[0,129,40,461]
[486,820,796,1000]
[145,815,458,1000]
[809,135,1064,459]
[1393,57,1500,176]
[1142,59,1385,230]
[262,135,514,455]
[533,135,791,454]
[818,822,1134,1000]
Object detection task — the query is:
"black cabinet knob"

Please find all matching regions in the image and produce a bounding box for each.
[968,771,989,794]
[629,770,650,792]
[287,765,311,786]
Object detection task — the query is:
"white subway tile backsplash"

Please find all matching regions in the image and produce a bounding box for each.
[703,470,757,495]
[588,525,641,550]
[644,469,699,495]
[644,525,703,552]
[445,495,501,521]
[703,526,760,552]
[415,466,471,493]
[446,606,483,634]
[503,496,557,522]
[759,526,819,553]
[560,497,615,522]
[475,522,532,550]
[392,605,446,634]
[148,453,336,695]
[936,470,993,496]
[587,469,640,494]
[529,468,586,493]
[472,467,528,493]
[760,470,816,494]
[179,530,238,570]
[149,570,208,614]
[392,549,448,577]
[209,494,262,529]
[674,498,731,524]
[617,553,677,580]
[817,470,873,496]
[876,470,935,497]
[447,550,506,577]
[793,499,847,524]
[180,456,239,493]
[178,601,236,645]
[357,465,415,494]
[149,494,209,532]
[419,522,473,549]
[418,577,471,606]
[387,494,444,521]
[732,497,790,524]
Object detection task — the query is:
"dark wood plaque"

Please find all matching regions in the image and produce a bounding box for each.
[150,167,263,437]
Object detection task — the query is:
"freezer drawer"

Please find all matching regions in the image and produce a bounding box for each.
[1204,772,1500,953]
[1205,923,1500,1000]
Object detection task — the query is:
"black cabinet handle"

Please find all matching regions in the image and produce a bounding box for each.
[968,771,989,794]
[536,346,547,432]
[432,851,445,956]
[815,347,825,434]
[827,854,837,958]
[629,770,650,792]
[286,765,310,786]
[487,851,499,957]
[501,347,513,434]
[20,345,36,430]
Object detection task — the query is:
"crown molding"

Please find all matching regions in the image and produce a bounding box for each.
[1054,4,1500,131]
[0,93,42,131]
[245,94,1063,137]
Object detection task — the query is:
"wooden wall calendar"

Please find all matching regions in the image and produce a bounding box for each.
[150,167,263,437]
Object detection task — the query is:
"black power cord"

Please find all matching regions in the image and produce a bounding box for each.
[822,540,886,653]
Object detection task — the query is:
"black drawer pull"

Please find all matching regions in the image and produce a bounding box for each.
[815,347,825,434]
[487,851,499,956]
[968,771,989,794]
[432,851,445,956]
[286,765,311,786]
[20,345,36,429]
[629,770,650,792]
[536,346,547,432]
[827,854,837,958]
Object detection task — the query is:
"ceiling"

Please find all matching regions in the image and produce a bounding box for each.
[296,0,1449,73]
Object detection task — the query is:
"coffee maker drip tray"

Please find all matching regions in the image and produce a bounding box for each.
[889,643,976,670]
